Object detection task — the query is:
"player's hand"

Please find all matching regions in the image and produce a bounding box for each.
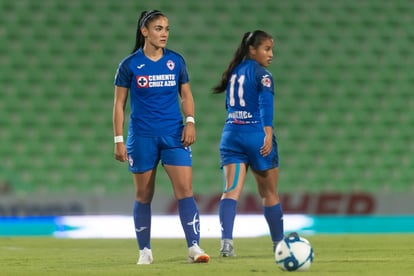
[182,123,196,147]
[114,143,128,162]
[260,135,273,157]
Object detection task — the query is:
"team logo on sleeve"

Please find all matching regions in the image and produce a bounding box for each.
[136,76,149,88]
[261,74,272,88]
[166,60,175,70]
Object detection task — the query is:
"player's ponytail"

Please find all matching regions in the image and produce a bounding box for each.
[212,30,272,93]
[212,32,251,93]
[131,10,164,54]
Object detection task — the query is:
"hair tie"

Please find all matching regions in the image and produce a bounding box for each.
[139,10,163,29]
[245,31,254,45]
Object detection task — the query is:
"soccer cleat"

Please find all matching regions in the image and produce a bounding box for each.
[188,244,210,263]
[137,247,153,265]
[288,232,299,238]
[273,241,279,254]
[220,239,235,257]
[273,232,299,253]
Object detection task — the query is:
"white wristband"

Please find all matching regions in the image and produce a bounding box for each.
[185,116,195,124]
[114,135,124,143]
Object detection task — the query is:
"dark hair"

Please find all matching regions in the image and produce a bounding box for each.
[131,10,165,53]
[212,30,273,93]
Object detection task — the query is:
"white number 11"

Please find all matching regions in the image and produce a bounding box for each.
[229,74,246,107]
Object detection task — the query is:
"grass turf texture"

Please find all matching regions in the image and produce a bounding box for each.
[1,235,414,275]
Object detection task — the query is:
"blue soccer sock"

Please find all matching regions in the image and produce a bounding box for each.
[133,201,151,250]
[178,196,200,248]
[219,198,238,240]
[263,203,284,242]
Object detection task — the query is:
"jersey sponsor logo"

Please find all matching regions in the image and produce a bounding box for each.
[228,111,253,119]
[136,76,149,88]
[261,74,272,88]
[136,74,177,88]
[166,60,175,70]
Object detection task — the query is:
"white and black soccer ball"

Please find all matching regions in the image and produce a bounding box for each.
[275,234,314,271]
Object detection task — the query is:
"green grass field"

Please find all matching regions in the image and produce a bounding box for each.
[1,235,413,275]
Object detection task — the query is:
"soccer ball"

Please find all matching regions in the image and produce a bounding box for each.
[274,234,314,271]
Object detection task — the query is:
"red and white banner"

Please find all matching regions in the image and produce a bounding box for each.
[0,192,412,216]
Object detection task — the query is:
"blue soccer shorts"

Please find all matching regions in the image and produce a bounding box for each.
[126,133,192,173]
[219,130,279,171]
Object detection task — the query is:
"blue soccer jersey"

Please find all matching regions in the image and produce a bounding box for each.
[114,48,189,136]
[219,58,277,170]
[223,59,274,132]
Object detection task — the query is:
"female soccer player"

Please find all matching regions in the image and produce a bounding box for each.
[112,10,209,264]
[212,30,284,257]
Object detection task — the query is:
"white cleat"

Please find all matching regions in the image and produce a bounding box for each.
[137,247,153,265]
[188,244,210,263]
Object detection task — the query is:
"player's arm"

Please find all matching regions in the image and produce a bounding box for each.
[259,90,274,157]
[113,85,129,162]
[180,82,196,147]
[261,126,273,157]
